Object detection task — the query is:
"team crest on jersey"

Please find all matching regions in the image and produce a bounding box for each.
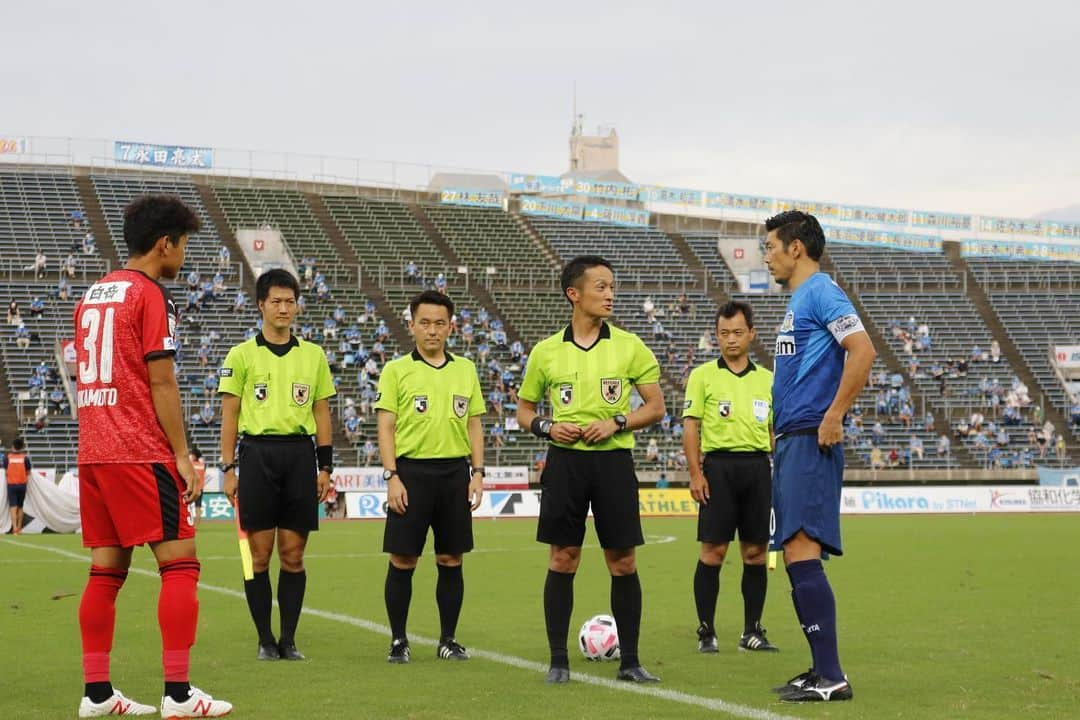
[779,311,795,333]
[414,395,429,414]
[254,383,268,403]
[601,378,623,404]
[292,383,311,406]
[718,400,732,418]
[453,394,468,418]
[684,399,693,410]
[559,384,573,406]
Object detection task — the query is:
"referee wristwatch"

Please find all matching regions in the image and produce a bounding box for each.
[221,461,238,474]
[382,469,398,481]
[472,467,486,476]
[613,414,629,433]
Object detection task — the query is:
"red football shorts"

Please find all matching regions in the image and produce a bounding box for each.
[80,463,195,548]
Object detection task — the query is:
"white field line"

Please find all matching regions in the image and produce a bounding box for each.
[4,537,797,720]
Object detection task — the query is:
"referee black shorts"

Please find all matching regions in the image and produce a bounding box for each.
[237,435,318,534]
[383,457,473,557]
[537,445,643,550]
[698,451,771,545]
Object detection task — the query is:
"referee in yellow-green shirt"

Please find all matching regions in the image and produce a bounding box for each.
[376,290,486,665]
[219,269,335,662]
[683,300,778,655]
[517,255,665,685]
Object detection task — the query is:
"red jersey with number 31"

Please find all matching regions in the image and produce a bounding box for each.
[75,269,179,464]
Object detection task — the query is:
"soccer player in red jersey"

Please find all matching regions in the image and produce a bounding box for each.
[74,195,232,718]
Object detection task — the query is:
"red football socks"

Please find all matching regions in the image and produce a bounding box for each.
[79,565,128,683]
[158,558,200,682]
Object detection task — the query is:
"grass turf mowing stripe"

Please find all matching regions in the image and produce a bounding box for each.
[7,537,797,720]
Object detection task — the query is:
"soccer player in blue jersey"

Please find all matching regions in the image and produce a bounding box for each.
[762,211,876,703]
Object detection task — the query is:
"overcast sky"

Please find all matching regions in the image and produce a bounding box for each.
[3,0,1078,217]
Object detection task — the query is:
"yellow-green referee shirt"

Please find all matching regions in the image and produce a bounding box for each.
[218,334,335,435]
[682,358,772,453]
[375,350,486,459]
[519,322,660,452]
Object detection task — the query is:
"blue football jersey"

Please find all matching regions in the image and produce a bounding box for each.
[772,272,864,433]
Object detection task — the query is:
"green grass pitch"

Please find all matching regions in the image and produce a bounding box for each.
[1,514,1077,719]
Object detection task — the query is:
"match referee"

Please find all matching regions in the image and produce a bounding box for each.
[377,290,485,664]
[683,300,778,655]
[517,255,665,685]
[219,269,335,662]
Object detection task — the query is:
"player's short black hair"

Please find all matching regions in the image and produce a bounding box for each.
[715,300,754,328]
[764,210,825,261]
[12,437,26,451]
[255,268,300,302]
[409,290,454,319]
[122,195,201,257]
[560,255,614,305]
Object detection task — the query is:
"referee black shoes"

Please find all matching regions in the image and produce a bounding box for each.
[256,641,280,661]
[387,638,411,664]
[738,625,779,652]
[616,665,661,683]
[697,622,719,653]
[277,640,305,661]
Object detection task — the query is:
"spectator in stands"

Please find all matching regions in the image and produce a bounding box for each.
[199,278,215,306]
[33,403,48,431]
[404,260,419,284]
[15,323,31,349]
[344,415,362,443]
[1070,400,1080,428]
[995,427,1009,447]
[642,295,656,322]
[218,245,231,270]
[899,402,913,428]
[870,446,884,469]
[488,388,504,418]
[233,290,248,312]
[48,387,68,414]
[491,327,508,349]
[197,343,211,368]
[212,271,227,298]
[203,370,219,395]
[434,272,447,294]
[990,339,1001,363]
[62,253,76,279]
[33,251,47,279]
[534,449,547,472]
[676,292,691,317]
[315,280,330,302]
[970,411,985,432]
[697,329,715,353]
[300,256,315,286]
[937,435,951,457]
[970,345,985,363]
[489,423,504,448]
[323,316,338,340]
[186,269,200,291]
[7,300,21,325]
[476,307,489,330]
[82,231,96,255]
[70,208,86,229]
[910,435,924,461]
[1055,434,1066,459]
[887,448,900,467]
[872,421,885,446]
[652,320,668,342]
[907,358,919,379]
[296,294,307,315]
[363,439,377,465]
[56,276,70,301]
[198,400,215,427]
[924,412,935,432]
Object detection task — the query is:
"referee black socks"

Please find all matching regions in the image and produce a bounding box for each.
[741,564,767,635]
[543,569,575,668]
[693,560,721,634]
[435,563,464,641]
[244,570,275,646]
[610,572,642,670]
[277,568,307,645]
[385,562,415,641]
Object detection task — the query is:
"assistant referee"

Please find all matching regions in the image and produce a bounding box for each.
[517,255,665,685]
[376,290,485,665]
[683,300,777,655]
[219,268,335,662]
